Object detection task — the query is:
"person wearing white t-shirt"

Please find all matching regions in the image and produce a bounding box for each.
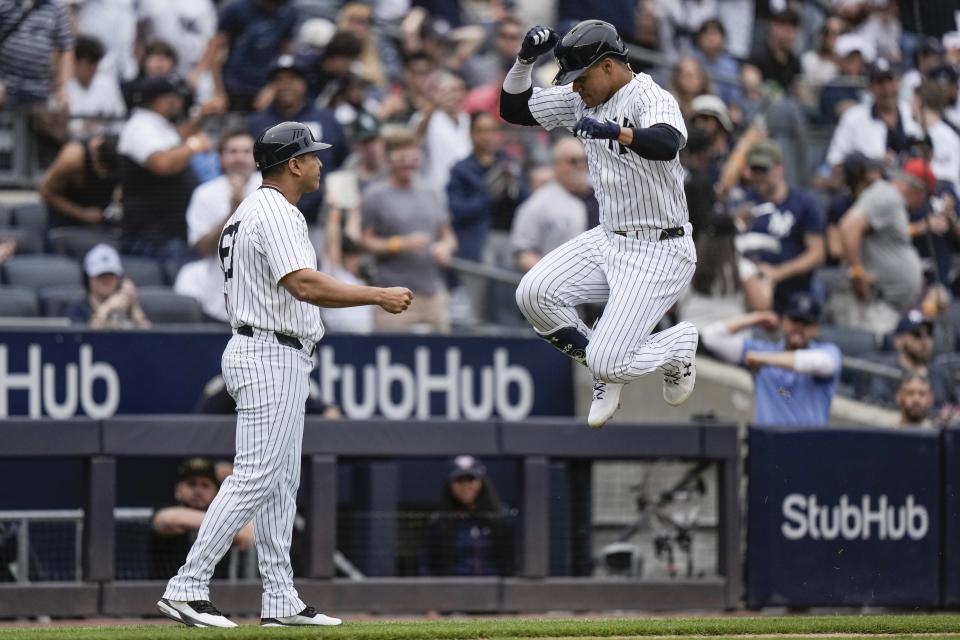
[913,81,960,195]
[175,131,261,322]
[412,71,472,204]
[70,0,140,82]
[67,35,126,138]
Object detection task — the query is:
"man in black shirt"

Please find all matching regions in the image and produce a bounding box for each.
[748,9,802,95]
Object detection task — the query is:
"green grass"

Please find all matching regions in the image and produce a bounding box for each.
[3,616,960,640]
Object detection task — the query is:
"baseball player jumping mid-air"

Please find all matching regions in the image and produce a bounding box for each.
[501,20,699,428]
[158,122,412,628]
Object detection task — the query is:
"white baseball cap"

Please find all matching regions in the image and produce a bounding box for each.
[690,94,734,133]
[943,31,960,51]
[84,244,124,278]
[834,33,874,62]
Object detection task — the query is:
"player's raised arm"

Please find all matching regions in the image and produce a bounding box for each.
[499,26,557,126]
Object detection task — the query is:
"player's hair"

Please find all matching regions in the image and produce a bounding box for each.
[383,128,418,154]
[218,128,254,154]
[261,162,288,180]
[75,35,105,63]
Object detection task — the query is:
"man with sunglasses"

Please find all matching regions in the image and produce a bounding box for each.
[702,292,841,427]
[734,140,825,313]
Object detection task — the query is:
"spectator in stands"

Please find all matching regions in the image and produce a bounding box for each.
[379,51,434,125]
[747,8,802,96]
[689,95,734,159]
[702,292,842,427]
[857,0,901,65]
[691,19,741,106]
[734,140,825,313]
[462,15,524,90]
[69,0,139,82]
[0,0,73,108]
[150,457,252,580]
[138,0,217,88]
[818,33,871,123]
[302,31,364,106]
[896,373,936,429]
[866,309,959,412]
[68,244,151,329]
[913,82,960,195]
[825,58,918,172]
[800,16,846,92]
[361,129,457,332]
[899,37,944,105]
[420,455,513,577]
[447,112,527,266]
[174,130,261,323]
[669,57,713,120]
[928,64,960,131]
[413,70,472,204]
[208,0,298,112]
[122,40,179,109]
[335,2,386,88]
[835,155,926,335]
[511,138,594,273]
[248,54,348,224]
[66,35,126,138]
[38,133,120,228]
[117,76,210,259]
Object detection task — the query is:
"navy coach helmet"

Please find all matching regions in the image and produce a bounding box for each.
[253,121,331,171]
[552,20,629,86]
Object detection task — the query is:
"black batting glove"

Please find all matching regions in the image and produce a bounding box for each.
[518,26,558,64]
[574,116,622,140]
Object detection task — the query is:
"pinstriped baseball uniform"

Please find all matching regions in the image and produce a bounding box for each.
[163,185,321,618]
[515,73,698,384]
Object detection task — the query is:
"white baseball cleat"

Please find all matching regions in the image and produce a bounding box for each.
[662,323,698,406]
[588,378,624,428]
[261,606,343,627]
[157,598,238,628]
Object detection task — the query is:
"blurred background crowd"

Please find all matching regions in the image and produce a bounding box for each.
[2,0,960,424]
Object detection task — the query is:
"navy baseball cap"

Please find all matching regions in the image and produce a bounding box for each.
[784,292,821,323]
[269,54,308,80]
[176,457,219,485]
[448,455,486,481]
[868,57,897,82]
[895,309,934,336]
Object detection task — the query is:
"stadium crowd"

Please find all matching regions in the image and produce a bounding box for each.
[2,0,960,424]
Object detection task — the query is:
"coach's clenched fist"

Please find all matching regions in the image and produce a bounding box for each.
[518,26,558,63]
[378,287,414,314]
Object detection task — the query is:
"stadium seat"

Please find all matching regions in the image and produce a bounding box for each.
[39,285,86,317]
[11,202,48,251]
[2,254,83,288]
[0,286,39,317]
[121,256,166,286]
[0,225,42,253]
[164,256,191,284]
[137,286,204,323]
[816,324,879,356]
[47,226,121,258]
[0,203,11,226]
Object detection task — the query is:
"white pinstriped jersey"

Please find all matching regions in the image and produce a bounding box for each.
[218,186,324,343]
[528,73,690,231]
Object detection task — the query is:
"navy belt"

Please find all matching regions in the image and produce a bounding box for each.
[613,226,686,241]
[237,325,315,355]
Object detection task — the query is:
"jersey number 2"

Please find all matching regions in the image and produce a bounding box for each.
[219,221,241,280]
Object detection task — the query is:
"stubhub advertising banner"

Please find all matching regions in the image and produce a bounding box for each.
[944,426,960,606]
[0,330,573,419]
[747,427,941,607]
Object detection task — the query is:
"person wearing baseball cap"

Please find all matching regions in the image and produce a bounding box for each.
[421,455,514,576]
[247,54,348,224]
[66,244,151,329]
[702,292,841,427]
[819,33,872,121]
[150,457,253,581]
[737,139,825,314]
[864,309,959,413]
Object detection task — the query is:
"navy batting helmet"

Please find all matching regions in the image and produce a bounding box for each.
[254,121,331,171]
[552,20,629,86]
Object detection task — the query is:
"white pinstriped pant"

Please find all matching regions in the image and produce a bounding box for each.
[163,334,312,618]
[516,224,698,383]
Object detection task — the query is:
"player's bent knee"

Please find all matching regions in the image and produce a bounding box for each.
[514,272,540,318]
